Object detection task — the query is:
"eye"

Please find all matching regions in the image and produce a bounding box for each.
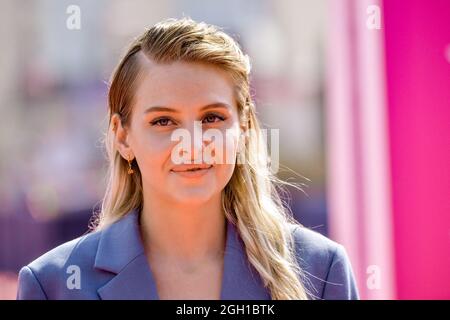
[202,113,226,124]
[150,117,175,126]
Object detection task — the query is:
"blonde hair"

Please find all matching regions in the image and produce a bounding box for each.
[95,17,309,300]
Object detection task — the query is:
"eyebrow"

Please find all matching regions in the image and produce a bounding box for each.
[143,102,232,114]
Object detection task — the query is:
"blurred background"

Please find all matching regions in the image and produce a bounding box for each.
[0,0,448,300]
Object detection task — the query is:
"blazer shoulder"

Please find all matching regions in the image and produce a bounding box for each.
[27,229,101,274]
[288,223,360,300]
[17,229,102,299]
[289,223,340,265]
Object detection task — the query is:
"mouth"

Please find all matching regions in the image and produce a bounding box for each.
[171,164,213,172]
[170,164,213,178]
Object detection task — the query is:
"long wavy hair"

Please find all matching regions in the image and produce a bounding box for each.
[94,17,309,300]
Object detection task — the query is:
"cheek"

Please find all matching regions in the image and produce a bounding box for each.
[133,132,174,174]
[204,127,240,165]
[209,130,239,189]
[214,163,236,189]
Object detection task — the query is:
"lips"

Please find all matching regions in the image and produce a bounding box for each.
[171,164,213,172]
[170,164,213,179]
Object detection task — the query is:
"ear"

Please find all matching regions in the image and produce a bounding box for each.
[111,113,134,160]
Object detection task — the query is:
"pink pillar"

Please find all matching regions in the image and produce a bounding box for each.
[383,0,450,299]
[326,0,396,299]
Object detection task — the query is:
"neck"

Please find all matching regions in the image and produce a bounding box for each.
[139,190,226,265]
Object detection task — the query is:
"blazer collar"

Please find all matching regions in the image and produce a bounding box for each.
[95,209,270,300]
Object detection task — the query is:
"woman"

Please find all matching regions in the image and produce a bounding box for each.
[17,18,359,300]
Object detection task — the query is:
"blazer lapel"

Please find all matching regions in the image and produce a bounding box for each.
[220,221,271,299]
[95,208,270,300]
[97,254,159,300]
[95,209,159,300]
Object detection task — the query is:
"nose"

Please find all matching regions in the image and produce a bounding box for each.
[173,120,209,164]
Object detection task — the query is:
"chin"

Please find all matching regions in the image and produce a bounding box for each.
[171,187,217,205]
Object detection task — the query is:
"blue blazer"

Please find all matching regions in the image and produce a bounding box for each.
[17,209,359,300]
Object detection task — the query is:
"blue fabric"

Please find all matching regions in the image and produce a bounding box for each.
[16,209,359,300]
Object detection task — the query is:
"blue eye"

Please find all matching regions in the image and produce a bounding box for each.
[203,114,225,123]
[150,117,174,126]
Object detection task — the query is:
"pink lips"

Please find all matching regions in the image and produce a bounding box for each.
[170,164,213,178]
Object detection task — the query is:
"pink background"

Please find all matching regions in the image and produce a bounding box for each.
[384,0,450,299]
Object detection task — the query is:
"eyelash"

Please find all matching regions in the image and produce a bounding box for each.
[150,113,226,127]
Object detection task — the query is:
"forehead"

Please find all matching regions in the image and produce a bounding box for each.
[134,57,236,113]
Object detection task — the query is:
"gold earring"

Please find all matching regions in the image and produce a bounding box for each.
[127,154,134,175]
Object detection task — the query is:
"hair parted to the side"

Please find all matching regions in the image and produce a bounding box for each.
[94,17,310,300]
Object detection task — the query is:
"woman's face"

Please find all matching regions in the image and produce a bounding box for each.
[114,58,242,205]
